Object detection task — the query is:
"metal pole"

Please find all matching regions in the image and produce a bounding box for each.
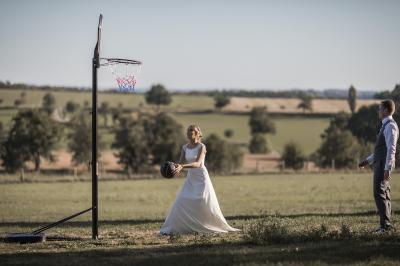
[92,49,99,240]
[91,14,102,240]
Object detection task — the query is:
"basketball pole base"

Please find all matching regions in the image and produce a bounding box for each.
[3,207,92,244]
[4,233,46,244]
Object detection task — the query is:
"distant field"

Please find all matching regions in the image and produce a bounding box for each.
[0,88,380,115]
[0,108,329,155]
[173,113,329,155]
[224,96,380,114]
[0,89,214,111]
[0,173,399,265]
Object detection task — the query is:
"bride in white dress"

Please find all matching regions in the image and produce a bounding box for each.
[160,125,240,235]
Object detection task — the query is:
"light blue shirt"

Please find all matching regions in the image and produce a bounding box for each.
[366,115,399,172]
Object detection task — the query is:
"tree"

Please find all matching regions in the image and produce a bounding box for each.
[0,122,4,142]
[143,112,185,164]
[203,134,243,173]
[14,99,22,107]
[347,105,380,144]
[67,112,92,168]
[99,101,110,127]
[42,93,56,114]
[313,111,366,169]
[112,116,151,175]
[214,93,230,110]
[282,141,305,170]
[314,129,362,169]
[0,109,62,172]
[348,85,357,114]
[249,107,276,134]
[145,84,172,111]
[297,95,313,113]
[249,133,269,154]
[0,122,5,153]
[20,91,27,104]
[374,90,391,99]
[111,102,124,126]
[328,112,351,132]
[390,84,400,104]
[224,129,234,138]
[65,101,80,114]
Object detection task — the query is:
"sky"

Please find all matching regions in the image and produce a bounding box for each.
[0,0,399,91]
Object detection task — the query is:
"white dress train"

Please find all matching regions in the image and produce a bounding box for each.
[160,143,240,234]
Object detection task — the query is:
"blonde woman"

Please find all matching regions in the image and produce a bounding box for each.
[160,125,240,234]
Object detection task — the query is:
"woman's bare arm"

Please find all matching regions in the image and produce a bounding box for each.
[178,146,185,164]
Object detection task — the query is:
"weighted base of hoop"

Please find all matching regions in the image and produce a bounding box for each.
[4,233,46,244]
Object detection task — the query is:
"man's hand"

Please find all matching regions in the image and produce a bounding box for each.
[384,170,391,182]
[358,160,369,168]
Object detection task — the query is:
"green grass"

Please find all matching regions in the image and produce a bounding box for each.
[0,173,399,265]
[1,108,329,154]
[173,113,329,154]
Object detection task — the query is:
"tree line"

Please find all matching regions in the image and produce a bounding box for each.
[278,84,400,170]
[0,84,244,175]
[1,83,399,174]
[1,79,383,99]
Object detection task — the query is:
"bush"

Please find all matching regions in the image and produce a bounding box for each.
[14,99,22,107]
[145,84,172,111]
[244,217,289,245]
[42,93,56,114]
[314,129,362,169]
[214,94,230,110]
[224,129,234,138]
[249,107,275,134]
[249,133,269,154]
[65,101,80,113]
[203,133,243,173]
[281,141,305,170]
[244,218,356,245]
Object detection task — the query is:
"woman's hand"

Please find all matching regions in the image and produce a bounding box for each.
[173,163,183,175]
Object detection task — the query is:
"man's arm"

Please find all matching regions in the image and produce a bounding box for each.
[384,123,398,173]
[366,153,375,165]
[359,153,374,168]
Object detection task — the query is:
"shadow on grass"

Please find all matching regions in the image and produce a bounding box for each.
[1,240,400,266]
[0,210,394,229]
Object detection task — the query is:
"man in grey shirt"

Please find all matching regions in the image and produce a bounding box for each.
[359,100,398,232]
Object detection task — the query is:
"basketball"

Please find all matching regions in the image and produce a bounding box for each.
[160,161,177,179]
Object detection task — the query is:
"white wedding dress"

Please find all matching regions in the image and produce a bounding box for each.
[160,143,240,234]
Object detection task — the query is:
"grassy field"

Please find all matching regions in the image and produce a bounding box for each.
[0,108,329,155]
[173,113,329,155]
[1,173,399,265]
[0,88,379,114]
[0,89,215,111]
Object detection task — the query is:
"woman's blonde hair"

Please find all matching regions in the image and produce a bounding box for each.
[187,124,203,139]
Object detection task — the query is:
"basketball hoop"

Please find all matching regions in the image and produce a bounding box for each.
[101,58,142,92]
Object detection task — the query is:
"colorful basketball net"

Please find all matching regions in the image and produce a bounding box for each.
[115,75,137,91]
[100,58,142,92]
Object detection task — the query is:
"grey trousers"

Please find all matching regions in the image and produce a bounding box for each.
[373,159,391,228]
